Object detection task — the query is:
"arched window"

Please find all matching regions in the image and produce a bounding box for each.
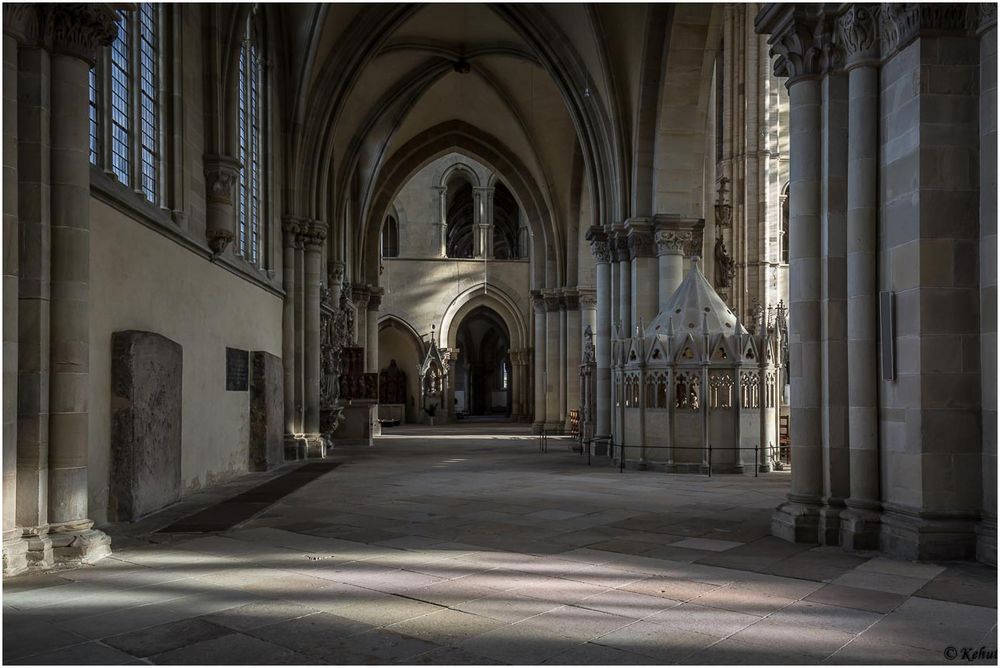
[92,4,161,205]
[381,215,399,258]
[780,182,790,264]
[237,12,263,265]
[445,173,475,258]
[501,359,509,390]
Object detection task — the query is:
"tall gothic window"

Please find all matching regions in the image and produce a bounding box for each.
[238,14,263,265]
[92,4,161,206]
[109,9,131,185]
[381,215,399,258]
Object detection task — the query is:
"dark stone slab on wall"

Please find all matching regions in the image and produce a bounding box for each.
[250,351,284,471]
[110,330,183,522]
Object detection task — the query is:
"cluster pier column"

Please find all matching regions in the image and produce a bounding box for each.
[365,289,382,374]
[759,5,831,543]
[44,5,117,563]
[837,5,881,550]
[531,292,546,432]
[563,289,581,431]
[613,229,631,336]
[627,219,657,330]
[543,289,562,432]
[281,218,303,450]
[301,221,326,457]
[3,16,28,575]
[587,228,612,449]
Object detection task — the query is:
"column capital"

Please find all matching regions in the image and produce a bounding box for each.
[352,285,370,309]
[836,5,881,70]
[586,226,612,264]
[16,4,119,65]
[611,230,631,263]
[282,216,304,247]
[542,289,561,313]
[366,286,383,311]
[653,214,705,258]
[877,3,977,59]
[560,288,580,311]
[204,154,242,206]
[756,4,843,84]
[578,288,597,310]
[299,220,327,250]
[976,4,997,35]
[3,3,39,44]
[327,260,345,286]
[625,218,656,259]
[530,290,546,314]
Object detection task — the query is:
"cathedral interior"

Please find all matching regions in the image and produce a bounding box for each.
[1,2,997,665]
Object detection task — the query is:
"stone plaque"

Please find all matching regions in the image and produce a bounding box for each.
[110,330,183,522]
[226,347,249,391]
[249,351,284,471]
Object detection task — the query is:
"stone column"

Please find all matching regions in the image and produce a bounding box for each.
[978,6,998,565]
[613,229,631,336]
[366,289,382,374]
[563,289,581,430]
[655,225,691,309]
[759,5,830,543]
[301,221,326,456]
[838,5,881,550]
[293,230,305,438]
[509,350,520,419]
[15,32,53,568]
[46,5,116,563]
[3,16,28,576]
[433,186,447,257]
[627,218,657,328]
[586,228,612,446]
[281,218,301,443]
[544,289,562,432]
[531,291,546,432]
[558,293,568,425]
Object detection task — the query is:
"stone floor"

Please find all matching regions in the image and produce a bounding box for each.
[3,424,997,665]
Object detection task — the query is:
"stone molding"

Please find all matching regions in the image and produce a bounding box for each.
[613,232,631,264]
[626,218,655,259]
[879,3,975,59]
[586,226,612,264]
[542,289,561,313]
[531,290,546,314]
[837,5,881,68]
[561,287,580,311]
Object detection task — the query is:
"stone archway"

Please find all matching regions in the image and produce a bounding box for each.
[453,306,512,417]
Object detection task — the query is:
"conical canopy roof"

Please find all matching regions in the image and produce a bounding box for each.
[645,260,746,337]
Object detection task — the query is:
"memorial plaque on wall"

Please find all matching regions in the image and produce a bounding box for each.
[226,347,249,391]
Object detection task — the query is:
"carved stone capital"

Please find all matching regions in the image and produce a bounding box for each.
[327,261,346,286]
[531,290,546,314]
[757,5,843,84]
[837,5,881,68]
[655,229,691,256]
[281,216,303,248]
[626,219,655,259]
[300,220,327,250]
[542,289,561,313]
[367,287,383,312]
[613,232,631,264]
[560,288,580,311]
[976,4,997,34]
[578,288,597,309]
[204,154,242,206]
[3,4,40,44]
[352,285,370,310]
[40,4,118,65]
[879,3,974,59]
[586,226,612,264]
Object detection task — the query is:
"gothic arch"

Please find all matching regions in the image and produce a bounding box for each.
[439,161,484,189]
[377,314,425,360]
[440,283,528,353]
[361,120,559,290]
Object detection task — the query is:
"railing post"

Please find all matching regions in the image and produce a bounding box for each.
[708,446,712,478]
[754,446,759,478]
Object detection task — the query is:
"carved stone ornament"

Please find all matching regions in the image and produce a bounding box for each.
[543,290,561,313]
[299,220,327,250]
[204,155,242,206]
[367,287,383,312]
[976,4,998,34]
[655,229,692,256]
[582,325,596,365]
[765,7,843,82]
[837,4,881,67]
[614,234,631,263]
[578,290,597,309]
[714,234,735,289]
[531,291,546,314]
[714,178,733,228]
[627,228,655,259]
[879,3,973,59]
[684,227,705,258]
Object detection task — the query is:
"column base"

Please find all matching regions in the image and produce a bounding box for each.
[840,506,881,552]
[591,435,611,457]
[304,435,326,459]
[758,462,773,473]
[22,525,54,570]
[818,499,846,546]
[284,435,308,461]
[879,504,978,561]
[531,421,545,434]
[544,422,564,435]
[48,522,111,565]
[2,531,29,577]
[976,518,997,566]
[771,500,821,544]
